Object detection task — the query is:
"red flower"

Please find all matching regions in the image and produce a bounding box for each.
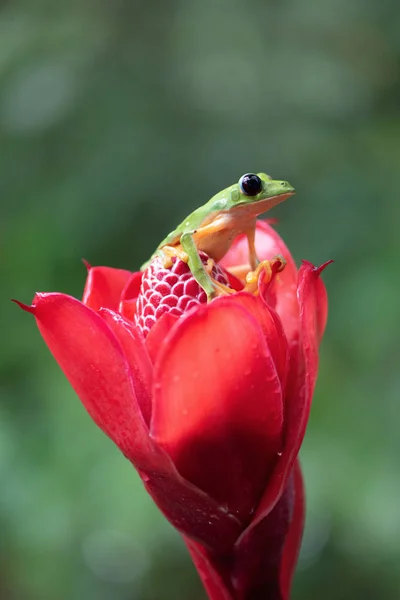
[15,221,330,600]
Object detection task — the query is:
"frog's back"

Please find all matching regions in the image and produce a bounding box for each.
[140,186,231,270]
[155,203,219,251]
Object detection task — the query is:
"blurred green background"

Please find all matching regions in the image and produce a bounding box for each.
[1,0,399,598]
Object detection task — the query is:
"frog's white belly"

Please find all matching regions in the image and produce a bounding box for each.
[193,212,256,262]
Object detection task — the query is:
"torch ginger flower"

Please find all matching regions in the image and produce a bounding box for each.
[15,221,330,600]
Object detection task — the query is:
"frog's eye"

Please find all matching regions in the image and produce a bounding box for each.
[239,173,263,196]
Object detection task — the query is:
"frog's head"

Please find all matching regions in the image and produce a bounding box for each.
[240,173,294,199]
[210,172,295,216]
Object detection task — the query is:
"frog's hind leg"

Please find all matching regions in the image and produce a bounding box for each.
[246,225,260,271]
[180,232,217,301]
[203,257,235,297]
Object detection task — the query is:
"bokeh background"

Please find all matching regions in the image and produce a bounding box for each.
[1,0,399,598]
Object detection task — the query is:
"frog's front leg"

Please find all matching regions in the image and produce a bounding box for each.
[180,232,217,301]
[246,225,260,271]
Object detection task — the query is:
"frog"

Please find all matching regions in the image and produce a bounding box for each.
[141,172,295,300]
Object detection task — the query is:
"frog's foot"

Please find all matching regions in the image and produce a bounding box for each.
[206,276,236,301]
[158,245,188,269]
[204,258,215,275]
[273,254,287,273]
[244,254,286,295]
[194,256,234,300]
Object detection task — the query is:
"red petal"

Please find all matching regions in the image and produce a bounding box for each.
[302,259,332,344]
[143,472,243,553]
[121,271,143,301]
[280,459,304,599]
[185,538,234,600]
[231,468,296,600]
[316,278,329,344]
[222,268,244,292]
[184,462,304,600]
[31,292,154,469]
[238,260,330,536]
[231,293,289,391]
[295,260,331,404]
[119,298,137,322]
[151,297,284,521]
[12,299,35,314]
[99,309,153,426]
[118,272,144,322]
[82,265,133,311]
[145,311,180,364]
[25,294,267,551]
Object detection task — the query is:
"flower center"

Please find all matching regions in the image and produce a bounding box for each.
[135,253,233,337]
[135,253,286,338]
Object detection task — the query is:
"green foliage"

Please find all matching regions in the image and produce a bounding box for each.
[1,0,399,598]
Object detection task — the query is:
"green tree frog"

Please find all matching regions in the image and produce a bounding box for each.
[142,173,295,299]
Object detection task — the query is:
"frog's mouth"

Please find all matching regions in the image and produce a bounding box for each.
[235,191,295,218]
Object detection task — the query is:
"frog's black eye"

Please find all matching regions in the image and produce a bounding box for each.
[239,173,263,196]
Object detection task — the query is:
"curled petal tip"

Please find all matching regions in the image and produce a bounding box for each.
[314,259,334,275]
[11,298,36,314]
[301,259,334,275]
[82,258,92,271]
